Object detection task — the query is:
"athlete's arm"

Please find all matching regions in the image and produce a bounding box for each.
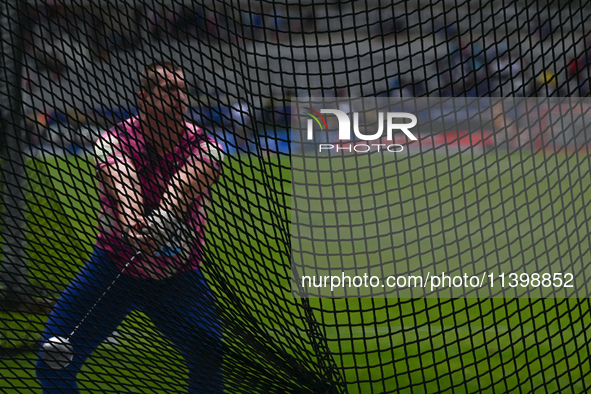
[99,160,143,226]
[158,154,219,219]
[98,160,156,252]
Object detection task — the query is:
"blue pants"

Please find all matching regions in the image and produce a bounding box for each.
[36,249,223,393]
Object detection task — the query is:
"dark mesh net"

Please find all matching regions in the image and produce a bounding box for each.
[1,0,590,393]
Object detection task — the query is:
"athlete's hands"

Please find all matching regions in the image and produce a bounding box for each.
[122,218,159,254]
[143,209,194,258]
[122,209,195,258]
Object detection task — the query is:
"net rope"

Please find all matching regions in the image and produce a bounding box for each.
[1,0,591,393]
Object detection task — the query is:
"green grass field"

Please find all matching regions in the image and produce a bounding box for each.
[1,150,591,393]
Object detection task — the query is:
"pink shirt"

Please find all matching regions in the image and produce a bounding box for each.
[94,116,223,279]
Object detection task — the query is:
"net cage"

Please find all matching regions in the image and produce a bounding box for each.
[0,0,590,392]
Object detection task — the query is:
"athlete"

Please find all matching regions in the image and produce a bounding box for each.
[36,61,224,393]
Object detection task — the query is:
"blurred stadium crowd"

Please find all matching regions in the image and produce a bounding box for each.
[18,1,591,151]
